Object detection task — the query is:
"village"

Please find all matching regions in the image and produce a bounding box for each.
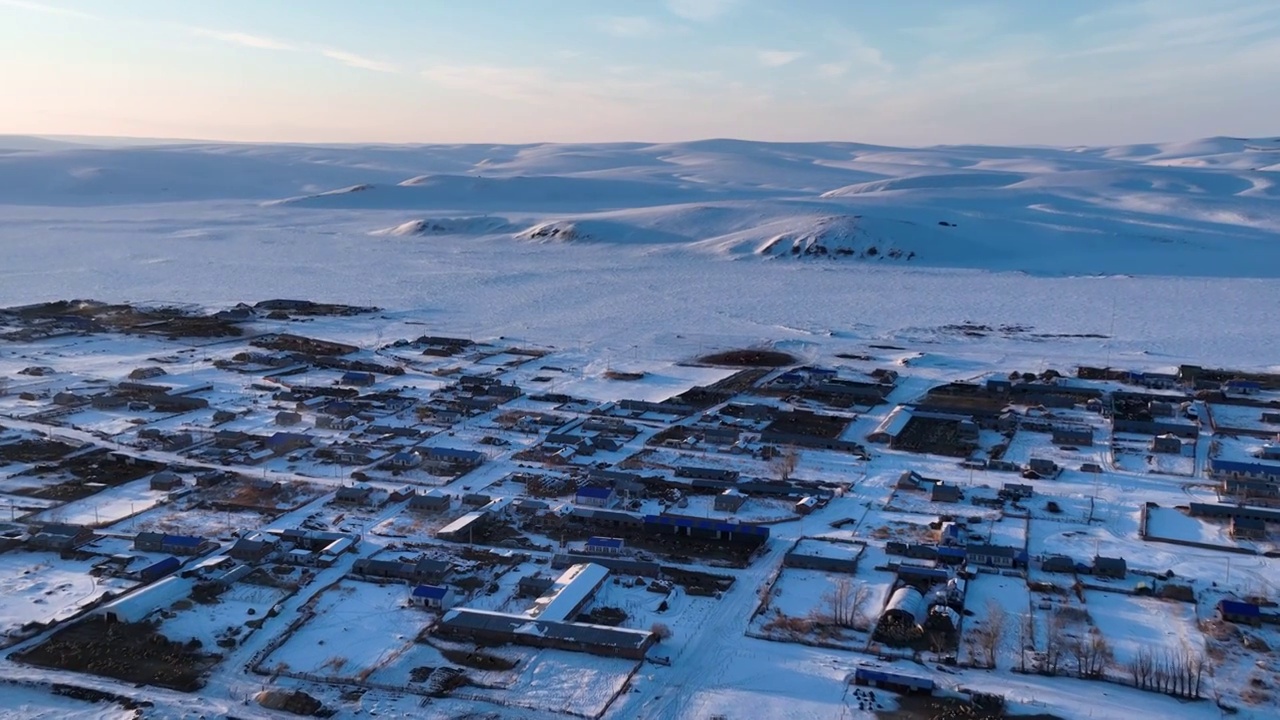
[0,298,1278,719]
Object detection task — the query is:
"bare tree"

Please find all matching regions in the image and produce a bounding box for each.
[1042,610,1069,676]
[771,446,799,482]
[650,622,673,642]
[972,600,1008,669]
[824,578,870,630]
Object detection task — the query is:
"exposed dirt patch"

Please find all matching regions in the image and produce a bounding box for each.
[698,349,796,367]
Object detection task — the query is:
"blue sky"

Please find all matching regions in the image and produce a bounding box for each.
[2,0,1278,145]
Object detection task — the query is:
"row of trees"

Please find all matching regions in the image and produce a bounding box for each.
[1125,646,1206,699]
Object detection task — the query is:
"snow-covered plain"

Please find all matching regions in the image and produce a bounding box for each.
[0,136,1278,370]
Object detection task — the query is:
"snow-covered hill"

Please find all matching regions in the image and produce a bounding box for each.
[0,136,1278,277]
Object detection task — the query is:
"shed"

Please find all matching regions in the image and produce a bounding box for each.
[140,556,181,582]
[853,667,935,695]
[584,536,625,555]
[1218,599,1262,626]
[1093,555,1127,579]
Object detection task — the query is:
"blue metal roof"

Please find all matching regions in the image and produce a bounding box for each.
[142,557,180,574]
[577,486,614,499]
[643,514,769,537]
[586,536,624,549]
[854,668,935,690]
[412,584,449,599]
[936,546,966,558]
[1210,458,1280,476]
[1220,599,1261,616]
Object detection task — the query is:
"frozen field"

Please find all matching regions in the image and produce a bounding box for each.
[0,139,1278,372]
[0,552,135,643]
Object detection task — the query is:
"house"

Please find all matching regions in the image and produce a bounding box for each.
[228,534,276,561]
[29,523,96,551]
[265,431,313,456]
[387,450,421,469]
[966,543,1024,569]
[783,539,861,574]
[1263,411,1280,425]
[931,483,962,503]
[1152,434,1184,454]
[340,371,376,387]
[794,496,818,515]
[409,584,455,610]
[1027,458,1059,477]
[518,574,556,597]
[1093,556,1127,579]
[150,470,183,491]
[409,490,451,513]
[275,411,302,427]
[584,536,625,555]
[421,446,486,467]
[999,483,1034,500]
[576,485,615,508]
[333,485,374,506]
[1052,427,1094,447]
[134,532,207,556]
[714,488,747,513]
[1231,516,1267,540]
[1041,555,1076,574]
[139,556,181,582]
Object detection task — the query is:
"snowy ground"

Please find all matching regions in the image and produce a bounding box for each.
[263,580,432,678]
[0,552,135,644]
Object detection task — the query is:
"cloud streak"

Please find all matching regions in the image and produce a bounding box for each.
[758,50,803,67]
[190,28,296,51]
[666,0,737,22]
[189,26,396,73]
[0,0,94,20]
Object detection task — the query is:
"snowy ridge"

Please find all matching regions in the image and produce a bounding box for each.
[0,135,1278,276]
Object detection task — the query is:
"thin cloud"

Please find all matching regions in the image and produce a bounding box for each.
[596,15,663,38]
[667,0,737,22]
[191,28,296,51]
[0,0,95,19]
[321,49,397,73]
[189,26,396,73]
[758,50,803,67]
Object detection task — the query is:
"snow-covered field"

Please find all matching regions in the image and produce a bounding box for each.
[0,137,1278,371]
[0,552,135,644]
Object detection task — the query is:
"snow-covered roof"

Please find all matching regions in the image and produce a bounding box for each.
[527,562,609,622]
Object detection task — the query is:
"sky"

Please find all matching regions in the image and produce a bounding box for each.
[1,0,1278,146]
